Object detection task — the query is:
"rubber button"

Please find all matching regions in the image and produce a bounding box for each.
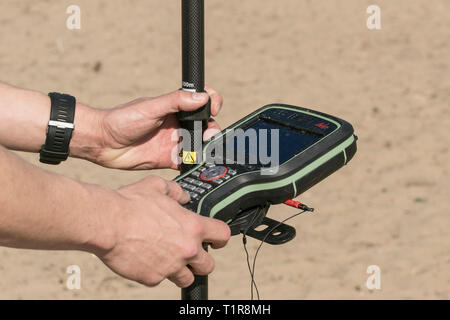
[200,166,228,181]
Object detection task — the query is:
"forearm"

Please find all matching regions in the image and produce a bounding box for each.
[0,81,104,161]
[0,144,116,253]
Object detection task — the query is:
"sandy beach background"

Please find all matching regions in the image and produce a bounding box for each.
[0,0,449,299]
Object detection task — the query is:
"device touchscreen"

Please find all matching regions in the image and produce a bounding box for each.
[218,117,325,167]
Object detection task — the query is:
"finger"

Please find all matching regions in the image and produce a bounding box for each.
[203,119,221,141]
[197,216,231,249]
[167,267,195,288]
[205,86,223,116]
[187,247,215,276]
[206,118,221,131]
[166,181,190,204]
[120,176,169,197]
[151,90,210,117]
[170,127,183,170]
[128,177,189,204]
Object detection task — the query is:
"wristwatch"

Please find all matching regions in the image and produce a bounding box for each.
[39,92,76,165]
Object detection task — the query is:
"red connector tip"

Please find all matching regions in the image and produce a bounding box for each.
[284,200,314,212]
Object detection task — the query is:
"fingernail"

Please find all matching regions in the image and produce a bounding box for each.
[192,92,208,101]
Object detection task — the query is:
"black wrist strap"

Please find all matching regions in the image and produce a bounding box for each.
[39,93,76,165]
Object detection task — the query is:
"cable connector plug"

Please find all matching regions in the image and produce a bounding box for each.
[284,200,315,212]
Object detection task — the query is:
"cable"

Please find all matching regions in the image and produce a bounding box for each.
[243,209,308,300]
[242,210,262,300]
[242,234,260,300]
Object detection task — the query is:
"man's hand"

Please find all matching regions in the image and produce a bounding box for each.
[98,175,231,288]
[0,82,222,170]
[89,87,223,170]
[0,143,230,288]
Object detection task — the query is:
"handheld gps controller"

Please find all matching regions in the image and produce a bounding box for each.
[174,104,357,241]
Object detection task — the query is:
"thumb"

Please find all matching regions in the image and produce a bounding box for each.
[103,90,210,145]
[151,90,210,118]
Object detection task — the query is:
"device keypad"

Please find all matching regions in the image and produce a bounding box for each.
[184,184,197,192]
[177,165,239,204]
[191,180,203,187]
[187,191,200,200]
[200,166,227,181]
[202,183,212,190]
[191,171,201,178]
[195,187,206,194]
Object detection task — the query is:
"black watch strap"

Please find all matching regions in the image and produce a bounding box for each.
[39,92,76,165]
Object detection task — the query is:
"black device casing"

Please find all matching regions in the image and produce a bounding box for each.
[176,104,357,223]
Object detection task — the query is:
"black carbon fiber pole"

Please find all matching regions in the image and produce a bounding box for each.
[178,0,210,300]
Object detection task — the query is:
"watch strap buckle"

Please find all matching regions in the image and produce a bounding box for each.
[48,120,74,130]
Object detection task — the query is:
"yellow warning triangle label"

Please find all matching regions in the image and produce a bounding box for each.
[182,151,197,164]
